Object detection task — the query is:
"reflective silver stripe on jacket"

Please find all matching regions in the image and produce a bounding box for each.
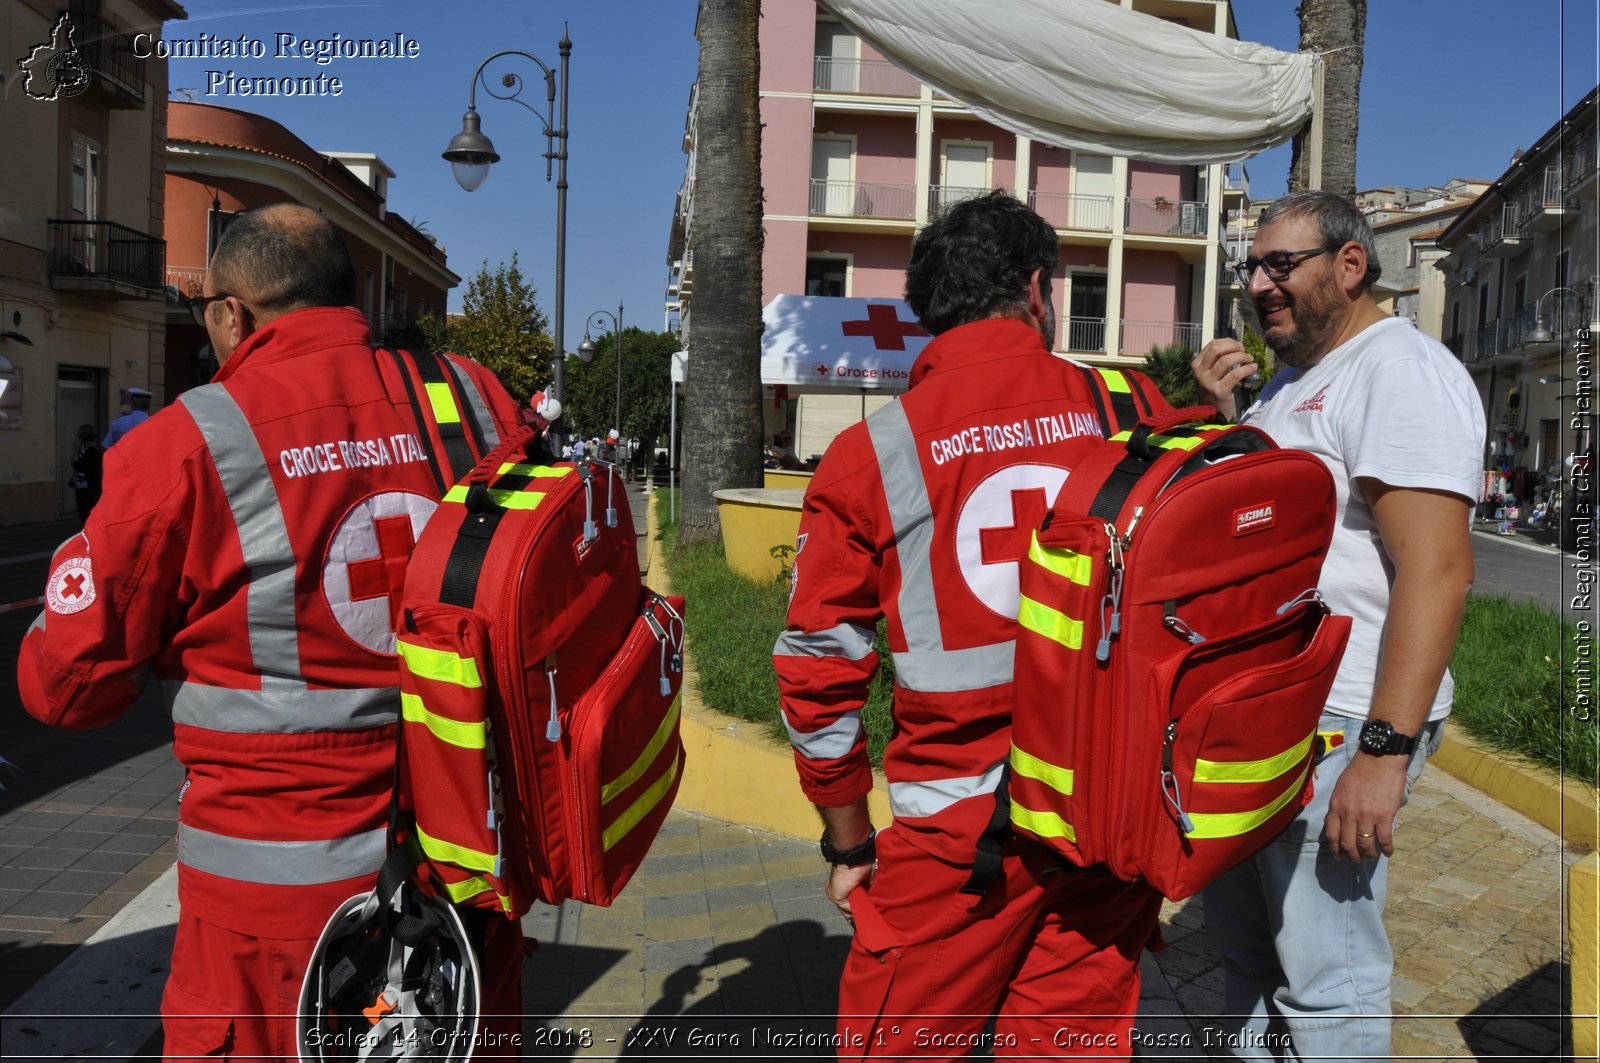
[888,760,1006,819]
[867,402,941,654]
[179,823,387,885]
[866,400,1012,693]
[167,680,399,733]
[182,385,303,692]
[443,359,503,448]
[784,712,863,761]
[892,643,1014,692]
[774,623,876,661]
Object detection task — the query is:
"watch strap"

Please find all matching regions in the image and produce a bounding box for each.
[820,829,877,867]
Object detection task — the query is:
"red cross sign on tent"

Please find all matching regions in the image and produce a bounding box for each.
[760,294,930,392]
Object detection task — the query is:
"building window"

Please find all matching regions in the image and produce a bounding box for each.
[1555,251,1569,293]
[1513,274,1527,311]
[70,136,101,219]
[805,256,849,297]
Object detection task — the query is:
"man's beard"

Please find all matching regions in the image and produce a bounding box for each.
[1259,287,1339,369]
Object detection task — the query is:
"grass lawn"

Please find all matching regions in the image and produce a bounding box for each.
[658,492,1595,786]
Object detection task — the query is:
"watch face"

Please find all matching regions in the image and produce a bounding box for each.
[1360,719,1394,754]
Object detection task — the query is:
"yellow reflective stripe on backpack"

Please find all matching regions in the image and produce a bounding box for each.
[1184,763,1311,840]
[416,823,499,874]
[1010,799,1077,843]
[424,381,463,424]
[601,697,682,804]
[397,640,484,688]
[1027,534,1093,586]
[1096,369,1133,393]
[1010,743,1074,796]
[442,485,549,510]
[1018,595,1084,650]
[1193,731,1315,784]
[441,875,513,912]
[602,748,683,851]
[400,692,486,749]
[1108,430,1208,452]
[496,463,574,478]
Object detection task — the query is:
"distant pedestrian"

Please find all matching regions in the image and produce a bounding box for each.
[68,424,103,523]
[102,387,152,448]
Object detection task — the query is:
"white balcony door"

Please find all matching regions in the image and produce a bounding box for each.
[939,142,990,210]
[812,137,854,215]
[70,135,101,271]
[815,21,857,92]
[1071,153,1114,230]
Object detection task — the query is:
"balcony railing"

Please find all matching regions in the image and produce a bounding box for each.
[1029,190,1113,232]
[165,265,207,299]
[67,1,144,106]
[928,185,991,215]
[1120,319,1202,356]
[1125,197,1208,236]
[1566,128,1598,189]
[813,56,921,97]
[48,220,164,292]
[809,179,917,220]
[1065,317,1106,353]
[1482,204,1524,255]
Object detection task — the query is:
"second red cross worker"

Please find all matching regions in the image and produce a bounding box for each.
[774,191,1173,1059]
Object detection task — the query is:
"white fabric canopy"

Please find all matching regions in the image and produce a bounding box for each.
[761,294,929,391]
[818,0,1316,164]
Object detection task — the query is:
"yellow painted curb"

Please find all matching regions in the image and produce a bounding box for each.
[1431,728,1599,851]
[1573,852,1600,1062]
[648,492,892,841]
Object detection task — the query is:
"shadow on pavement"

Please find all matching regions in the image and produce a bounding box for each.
[1458,959,1570,1058]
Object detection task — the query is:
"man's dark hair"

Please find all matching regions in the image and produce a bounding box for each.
[905,190,1058,335]
[208,203,356,319]
[1258,190,1382,291]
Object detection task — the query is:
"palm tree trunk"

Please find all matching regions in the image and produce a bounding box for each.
[679,0,766,542]
[1288,0,1365,198]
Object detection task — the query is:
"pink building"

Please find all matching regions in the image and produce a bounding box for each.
[668,0,1250,457]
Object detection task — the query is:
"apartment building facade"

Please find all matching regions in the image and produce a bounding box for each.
[1,0,185,525]
[1437,87,1599,495]
[162,101,457,400]
[668,0,1248,459]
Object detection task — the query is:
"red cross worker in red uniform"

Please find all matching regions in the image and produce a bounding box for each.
[774,191,1174,1059]
[19,204,525,1060]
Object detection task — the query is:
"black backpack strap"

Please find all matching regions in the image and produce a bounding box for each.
[960,762,1013,896]
[384,348,450,495]
[403,348,481,484]
[1075,364,1116,436]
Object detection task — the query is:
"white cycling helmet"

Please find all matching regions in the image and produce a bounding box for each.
[297,861,481,1062]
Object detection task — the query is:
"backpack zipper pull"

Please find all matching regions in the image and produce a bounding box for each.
[1161,722,1195,834]
[577,464,598,543]
[1096,522,1125,662]
[544,662,561,742]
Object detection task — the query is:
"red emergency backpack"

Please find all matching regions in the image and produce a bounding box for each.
[1004,408,1350,900]
[386,350,685,916]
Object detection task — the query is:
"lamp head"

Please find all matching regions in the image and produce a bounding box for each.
[442,108,500,192]
[577,335,597,362]
[1527,319,1554,344]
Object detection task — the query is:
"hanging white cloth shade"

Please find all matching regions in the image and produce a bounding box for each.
[818,0,1316,164]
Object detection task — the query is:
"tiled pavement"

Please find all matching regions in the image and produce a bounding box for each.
[0,487,1587,1060]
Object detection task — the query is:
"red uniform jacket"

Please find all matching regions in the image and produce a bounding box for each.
[774,317,1172,865]
[19,307,521,938]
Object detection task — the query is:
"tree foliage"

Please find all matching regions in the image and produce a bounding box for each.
[1141,329,1274,413]
[447,253,553,402]
[561,327,680,451]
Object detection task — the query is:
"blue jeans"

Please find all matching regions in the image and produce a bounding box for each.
[1200,713,1442,1061]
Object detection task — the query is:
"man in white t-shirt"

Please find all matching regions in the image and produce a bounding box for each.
[1191,191,1485,1061]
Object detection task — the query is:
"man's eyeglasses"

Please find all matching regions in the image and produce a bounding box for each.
[185,292,243,327]
[1233,246,1335,287]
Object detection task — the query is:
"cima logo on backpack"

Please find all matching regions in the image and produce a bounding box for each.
[1008,410,1350,900]
[395,425,686,915]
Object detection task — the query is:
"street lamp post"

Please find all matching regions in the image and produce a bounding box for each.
[1526,286,1584,344]
[578,303,625,442]
[442,29,572,401]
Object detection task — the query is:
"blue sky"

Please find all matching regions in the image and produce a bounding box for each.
[161,1,1597,362]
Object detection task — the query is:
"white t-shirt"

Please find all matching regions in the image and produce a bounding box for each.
[1239,316,1486,721]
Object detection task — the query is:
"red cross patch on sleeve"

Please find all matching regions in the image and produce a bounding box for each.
[46,556,96,615]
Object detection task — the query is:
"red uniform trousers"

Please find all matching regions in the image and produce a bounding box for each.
[838,827,1162,1061]
[159,909,526,1060]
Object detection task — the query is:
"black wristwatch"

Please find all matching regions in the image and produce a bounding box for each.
[1358,718,1417,757]
[820,829,876,867]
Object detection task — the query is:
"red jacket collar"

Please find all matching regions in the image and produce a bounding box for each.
[908,317,1048,388]
[213,306,374,382]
